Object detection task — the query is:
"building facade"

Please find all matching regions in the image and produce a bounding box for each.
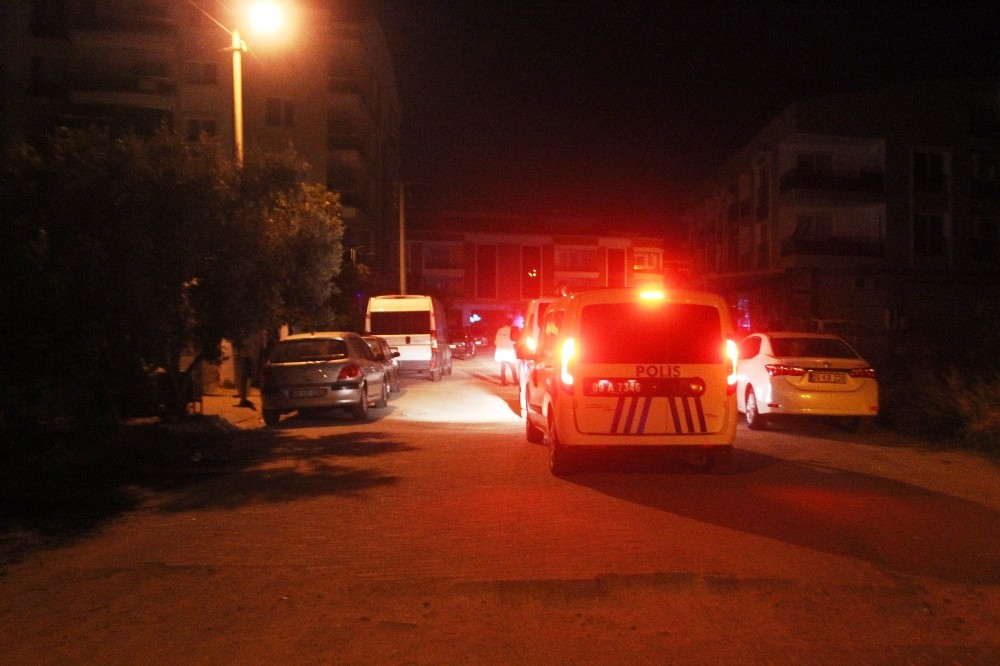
[685,80,1000,342]
[1,0,402,291]
[405,210,686,334]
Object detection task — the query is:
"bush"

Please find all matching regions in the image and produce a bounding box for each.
[869,334,1000,452]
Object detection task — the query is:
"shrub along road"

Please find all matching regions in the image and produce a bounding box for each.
[2,356,999,664]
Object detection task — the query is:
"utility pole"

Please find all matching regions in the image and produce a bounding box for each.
[398,181,407,294]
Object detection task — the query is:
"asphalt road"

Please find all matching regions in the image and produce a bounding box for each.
[2,356,999,664]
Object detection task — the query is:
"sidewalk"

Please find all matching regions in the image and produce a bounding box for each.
[199,387,263,430]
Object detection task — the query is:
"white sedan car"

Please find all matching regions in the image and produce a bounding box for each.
[736,332,878,431]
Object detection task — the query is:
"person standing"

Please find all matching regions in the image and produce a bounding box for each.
[494,317,518,385]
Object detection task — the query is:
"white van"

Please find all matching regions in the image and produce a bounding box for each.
[516,297,555,417]
[519,286,739,474]
[365,295,452,381]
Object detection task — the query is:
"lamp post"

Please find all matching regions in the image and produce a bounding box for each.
[231,27,246,167]
[228,1,284,168]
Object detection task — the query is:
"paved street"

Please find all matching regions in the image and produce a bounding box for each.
[2,355,1000,664]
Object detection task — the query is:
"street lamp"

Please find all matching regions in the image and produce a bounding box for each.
[229,1,284,167]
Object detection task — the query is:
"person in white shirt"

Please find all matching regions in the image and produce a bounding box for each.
[494,318,518,385]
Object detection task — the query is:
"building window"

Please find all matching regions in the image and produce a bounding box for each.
[265,97,294,127]
[184,61,217,85]
[30,0,69,37]
[793,213,832,239]
[913,214,946,257]
[29,56,64,96]
[185,118,217,141]
[476,244,497,299]
[424,243,463,270]
[632,250,661,272]
[797,152,833,173]
[554,247,598,272]
[972,216,1000,263]
[522,246,541,299]
[913,151,946,193]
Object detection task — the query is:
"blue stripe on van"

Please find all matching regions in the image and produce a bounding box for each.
[611,397,625,432]
[637,397,652,434]
[623,396,639,433]
[682,397,695,432]
[668,397,682,433]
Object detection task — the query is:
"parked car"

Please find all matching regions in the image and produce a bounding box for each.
[260,332,388,426]
[449,331,477,360]
[364,335,401,393]
[735,332,878,431]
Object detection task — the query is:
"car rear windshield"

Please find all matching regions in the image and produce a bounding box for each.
[369,311,431,335]
[770,337,858,359]
[270,339,348,363]
[579,303,723,364]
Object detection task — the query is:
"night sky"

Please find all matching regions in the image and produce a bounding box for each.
[371,1,1000,235]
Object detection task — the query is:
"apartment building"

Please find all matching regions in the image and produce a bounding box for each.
[405,210,685,333]
[0,0,401,291]
[685,80,1000,342]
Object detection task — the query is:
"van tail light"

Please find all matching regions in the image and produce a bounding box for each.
[430,330,438,350]
[337,364,362,381]
[765,364,806,377]
[559,338,576,392]
[725,339,738,395]
[849,367,877,379]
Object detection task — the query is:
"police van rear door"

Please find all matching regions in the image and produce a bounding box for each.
[572,296,731,437]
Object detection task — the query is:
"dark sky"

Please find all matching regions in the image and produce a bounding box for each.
[371,1,1000,233]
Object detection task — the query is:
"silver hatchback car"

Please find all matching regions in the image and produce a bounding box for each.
[261,332,388,426]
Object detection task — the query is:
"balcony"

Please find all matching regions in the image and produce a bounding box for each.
[67,75,176,110]
[780,235,885,258]
[779,168,884,196]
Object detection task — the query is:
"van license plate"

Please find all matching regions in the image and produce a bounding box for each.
[585,379,643,396]
[809,372,847,384]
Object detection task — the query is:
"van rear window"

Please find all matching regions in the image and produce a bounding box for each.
[579,303,723,364]
[370,311,431,335]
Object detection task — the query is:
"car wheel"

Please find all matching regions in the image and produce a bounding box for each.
[351,384,370,421]
[263,410,281,426]
[548,414,574,476]
[745,388,768,430]
[525,413,544,443]
[375,379,388,408]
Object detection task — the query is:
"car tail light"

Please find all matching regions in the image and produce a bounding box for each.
[337,364,362,381]
[525,335,538,353]
[765,363,806,377]
[849,367,877,379]
[559,337,576,391]
[430,329,438,350]
[725,339,738,395]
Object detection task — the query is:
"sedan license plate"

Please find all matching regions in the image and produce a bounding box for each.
[290,388,326,398]
[809,372,847,384]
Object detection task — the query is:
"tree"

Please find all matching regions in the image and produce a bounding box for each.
[0,128,344,424]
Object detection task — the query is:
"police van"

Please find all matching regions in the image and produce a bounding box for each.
[519,286,738,474]
[365,295,452,381]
